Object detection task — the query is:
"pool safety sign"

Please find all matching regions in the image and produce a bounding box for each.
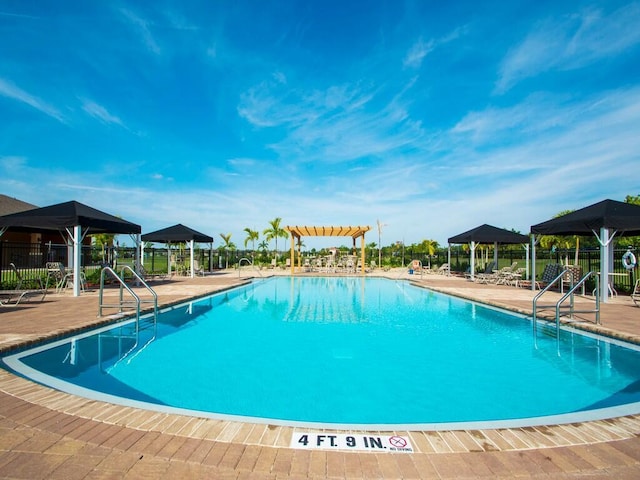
[290,431,414,453]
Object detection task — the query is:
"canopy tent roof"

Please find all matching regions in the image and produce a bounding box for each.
[529,199,640,303]
[285,225,371,239]
[141,223,213,243]
[448,224,529,244]
[0,200,141,297]
[0,200,141,234]
[530,199,640,236]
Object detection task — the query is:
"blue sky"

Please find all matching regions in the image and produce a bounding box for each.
[1,1,639,249]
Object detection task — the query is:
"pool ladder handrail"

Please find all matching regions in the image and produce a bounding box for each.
[98,266,158,337]
[532,270,600,340]
[238,257,263,278]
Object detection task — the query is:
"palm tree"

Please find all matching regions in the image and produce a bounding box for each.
[263,217,288,261]
[540,210,578,265]
[367,242,377,263]
[243,228,259,260]
[418,239,438,268]
[219,233,233,269]
[93,233,117,265]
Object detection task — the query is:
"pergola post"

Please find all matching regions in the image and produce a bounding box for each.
[289,232,295,274]
[360,233,366,275]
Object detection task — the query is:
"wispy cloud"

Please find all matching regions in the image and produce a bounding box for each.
[119,8,161,55]
[496,3,640,93]
[80,99,126,128]
[0,78,66,123]
[0,11,39,19]
[403,26,465,69]
[403,38,435,68]
[238,78,423,167]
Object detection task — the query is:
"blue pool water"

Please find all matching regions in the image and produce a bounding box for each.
[4,276,640,428]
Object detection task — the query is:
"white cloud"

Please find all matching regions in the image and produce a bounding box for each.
[0,78,66,123]
[496,3,640,93]
[81,99,126,128]
[119,8,161,55]
[403,38,434,68]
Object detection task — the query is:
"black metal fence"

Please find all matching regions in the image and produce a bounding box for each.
[0,242,219,288]
[2,241,637,291]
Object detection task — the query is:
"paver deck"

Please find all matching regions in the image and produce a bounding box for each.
[1,269,640,478]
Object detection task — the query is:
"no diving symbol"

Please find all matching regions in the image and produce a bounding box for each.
[388,436,407,448]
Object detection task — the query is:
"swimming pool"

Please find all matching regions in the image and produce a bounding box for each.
[3,276,640,430]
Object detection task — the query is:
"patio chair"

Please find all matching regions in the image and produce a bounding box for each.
[532,263,563,290]
[326,257,336,273]
[193,260,206,276]
[345,258,355,273]
[45,262,66,290]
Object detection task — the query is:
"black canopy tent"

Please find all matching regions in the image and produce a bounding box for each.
[530,199,640,301]
[448,224,530,280]
[141,224,214,277]
[0,201,141,296]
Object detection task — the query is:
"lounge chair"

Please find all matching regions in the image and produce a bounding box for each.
[495,262,518,285]
[475,262,516,285]
[632,279,640,307]
[435,263,449,275]
[139,265,167,281]
[0,263,47,306]
[472,261,497,283]
[505,267,526,287]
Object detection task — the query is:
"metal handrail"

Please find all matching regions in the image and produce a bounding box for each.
[238,257,263,278]
[119,265,158,323]
[98,266,158,335]
[532,270,566,332]
[554,271,600,329]
[98,267,140,319]
[533,270,600,340]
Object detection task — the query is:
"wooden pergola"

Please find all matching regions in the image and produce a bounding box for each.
[285,225,372,274]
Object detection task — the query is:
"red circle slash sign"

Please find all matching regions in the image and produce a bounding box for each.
[389,436,407,448]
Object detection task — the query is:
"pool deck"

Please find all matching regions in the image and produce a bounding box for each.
[1,269,640,479]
